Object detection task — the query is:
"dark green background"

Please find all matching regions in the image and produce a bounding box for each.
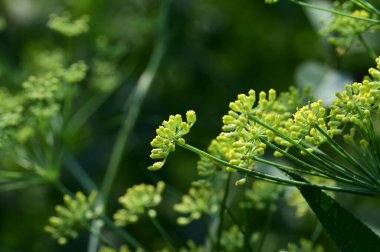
[0,0,379,251]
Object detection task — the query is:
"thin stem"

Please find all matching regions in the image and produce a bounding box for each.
[82,221,116,249]
[0,180,44,192]
[253,155,330,178]
[65,92,110,134]
[54,180,73,196]
[102,216,147,251]
[64,153,98,193]
[249,115,376,188]
[203,215,215,252]
[216,173,232,251]
[256,204,274,252]
[225,206,253,252]
[88,1,172,251]
[100,0,171,206]
[310,222,323,245]
[288,0,380,23]
[365,115,380,176]
[314,124,379,185]
[350,0,380,16]
[178,142,375,195]
[260,138,366,186]
[149,215,176,251]
[358,34,377,60]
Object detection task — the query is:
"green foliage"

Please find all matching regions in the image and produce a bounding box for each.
[299,185,380,251]
[1,0,380,251]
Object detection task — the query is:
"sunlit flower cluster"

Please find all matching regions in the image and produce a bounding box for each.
[148,111,196,171]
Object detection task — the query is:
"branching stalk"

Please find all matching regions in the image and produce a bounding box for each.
[178,142,375,195]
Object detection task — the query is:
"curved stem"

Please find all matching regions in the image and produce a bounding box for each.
[88,1,172,251]
[216,173,231,251]
[100,0,171,207]
[149,215,176,251]
[357,34,377,60]
[256,204,274,252]
[64,153,98,193]
[289,0,380,23]
[177,142,375,195]
[225,206,253,252]
[102,216,147,251]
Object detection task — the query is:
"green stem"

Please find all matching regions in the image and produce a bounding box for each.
[102,216,147,251]
[256,204,274,252]
[310,222,323,245]
[216,173,231,251]
[249,115,376,187]
[260,138,366,186]
[64,153,98,193]
[88,1,172,251]
[350,0,380,16]
[65,92,110,134]
[314,123,379,185]
[149,215,176,251]
[177,142,375,195]
[288,0,380,23]
[358,34,377,60]
[0,180,44,192]
[99,0,171,207]
[82,221,116,249]
[225,206,253,252]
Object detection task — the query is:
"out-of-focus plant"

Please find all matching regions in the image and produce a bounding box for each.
[1,0,380,251]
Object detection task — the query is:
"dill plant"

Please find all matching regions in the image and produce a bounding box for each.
[1,0,380,251]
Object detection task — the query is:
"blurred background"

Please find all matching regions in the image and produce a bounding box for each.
[0,0,380,251]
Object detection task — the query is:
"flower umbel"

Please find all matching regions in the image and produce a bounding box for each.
[44,191,102,245]
[113,181,165,226]
[48,13,89,37]
[148,111,196,171]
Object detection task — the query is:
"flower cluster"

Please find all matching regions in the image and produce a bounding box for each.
[48,13,90,37]
[220,225,245,251]
[21,61,88,119]
[0,90,25,146]
[280,238,325,252]
[113,182,165,226]
[173,180,219,225]
[331,59,380,131]
[45,191,102,245]
[321,2,380,55]
[217,87,306,171]
[22,73,62,118]
[243,180,282,211]
[148,111,196,171]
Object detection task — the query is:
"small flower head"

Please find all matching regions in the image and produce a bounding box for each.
[48,13,89,37]
[45,191,101,245]
[173,180,219,225]
[321,2,379,56]
[148,111,196,171]
[113,182,165,226]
